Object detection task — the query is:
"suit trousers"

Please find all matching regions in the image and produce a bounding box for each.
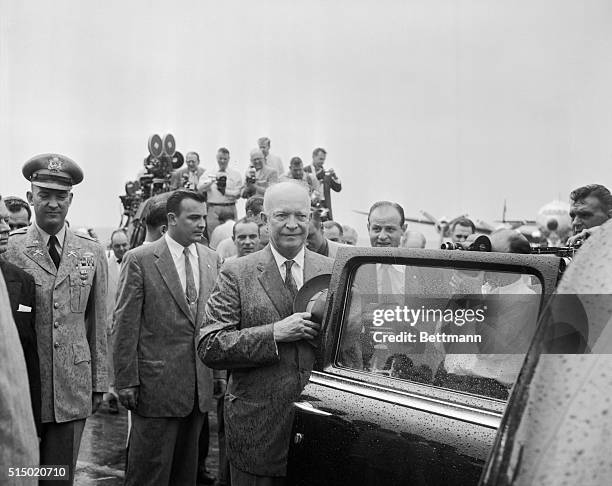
[230,464,285,486]
[40,419,86,486]
[125,406,205,486]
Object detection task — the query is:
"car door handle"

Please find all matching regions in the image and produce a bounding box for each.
[294,401,333,416]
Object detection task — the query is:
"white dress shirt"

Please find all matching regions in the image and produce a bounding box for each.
[270,244,305,290]
[376,263,406,295]
[164,233,200,296]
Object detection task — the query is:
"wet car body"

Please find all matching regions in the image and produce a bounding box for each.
[287,247,563,486]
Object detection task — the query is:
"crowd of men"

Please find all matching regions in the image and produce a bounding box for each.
[1,142,612,486]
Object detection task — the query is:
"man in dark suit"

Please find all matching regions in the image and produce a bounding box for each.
[199,182,333,486]
[114,190,218,486]
[0,196,40,435]
[0,269,38,485]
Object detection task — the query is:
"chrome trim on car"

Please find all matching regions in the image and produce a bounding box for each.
[308,371,502,429]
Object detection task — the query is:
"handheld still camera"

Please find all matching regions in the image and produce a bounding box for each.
[440,234,492,252]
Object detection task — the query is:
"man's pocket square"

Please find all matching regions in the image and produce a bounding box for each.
[17,304,32,312]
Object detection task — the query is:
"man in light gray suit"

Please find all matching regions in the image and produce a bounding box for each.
[114,190,218,486]
[199,182,333,486]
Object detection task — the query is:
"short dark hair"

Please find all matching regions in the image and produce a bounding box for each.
[166,190,206,216]
[450,217,476,234]
[144,195,169,229]
[290,156,303,167]
[217,147,230,156]
[323,220,343,236]
[217,206,236,224]
[312,147,327,158]
[245,196,264,217]
[3,196,31,220]
[570,184,612,213]
[110,228,127,243]
[232,217,260,238]
[368,201,405,227]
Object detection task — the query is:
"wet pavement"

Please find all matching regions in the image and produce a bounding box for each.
[75,401,220,485]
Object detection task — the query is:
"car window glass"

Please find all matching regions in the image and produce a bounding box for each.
[336,263,543,400]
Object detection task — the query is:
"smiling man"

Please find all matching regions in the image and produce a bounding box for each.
[368,200,407,248]
[199,182,333,486]
[113,189,218,486]
[4,154,108,485]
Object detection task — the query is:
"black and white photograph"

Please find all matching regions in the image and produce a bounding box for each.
[1,1,612,485]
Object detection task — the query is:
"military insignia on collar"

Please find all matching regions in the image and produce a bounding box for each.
[48,156,63,172]
[33,249,43,257]
[67,250,79,258]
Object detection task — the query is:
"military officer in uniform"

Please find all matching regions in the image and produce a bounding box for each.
[4,154,108,485]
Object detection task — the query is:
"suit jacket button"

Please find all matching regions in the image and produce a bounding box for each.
[54,342,60,349]
[54,302,60,309]
[54,322,59,329]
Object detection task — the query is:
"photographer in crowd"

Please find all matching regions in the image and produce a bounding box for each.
[198,147,243,238]
[170,151,206,191]
[304,147,341,220]
[279,156,320,199]
[258,136,284,176]
[242,149,279,198]
[449,217,476,244]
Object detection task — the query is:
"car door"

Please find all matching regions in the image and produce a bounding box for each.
[287,248,561,486]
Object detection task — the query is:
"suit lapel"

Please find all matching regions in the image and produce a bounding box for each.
[154,239,195,326]
[303,249,331,282]
[257,246,294,318]
[195,245,215,326]
[22,225,56,276]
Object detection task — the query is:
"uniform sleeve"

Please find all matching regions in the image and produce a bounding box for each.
[198,264,279,370]
[86,244,109,393]
[113,251,144,389]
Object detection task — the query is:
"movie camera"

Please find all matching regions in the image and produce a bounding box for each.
[119,133,183,246]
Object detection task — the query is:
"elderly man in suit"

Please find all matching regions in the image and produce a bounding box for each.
[114,189,218,486]
[199,182,333,486]
[4,154,108,485]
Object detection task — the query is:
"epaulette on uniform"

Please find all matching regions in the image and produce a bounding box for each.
[9,227,28,237]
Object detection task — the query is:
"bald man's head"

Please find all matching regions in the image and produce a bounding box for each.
[263,182,311,258]
[490,229,531,254]
[401,230,426,249]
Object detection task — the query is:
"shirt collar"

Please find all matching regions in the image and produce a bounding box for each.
[165,233,198,259]
[34,222,66,248]
[269,243,305,272]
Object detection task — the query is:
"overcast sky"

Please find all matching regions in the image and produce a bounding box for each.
[1,0,611,245]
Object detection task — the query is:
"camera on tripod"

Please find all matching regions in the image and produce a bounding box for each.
[120,133,184,217]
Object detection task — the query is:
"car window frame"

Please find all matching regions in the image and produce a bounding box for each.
[315,247,563,415]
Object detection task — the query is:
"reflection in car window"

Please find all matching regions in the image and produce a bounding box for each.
[337,263,542,400]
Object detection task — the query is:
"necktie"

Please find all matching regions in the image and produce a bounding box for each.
[48,235,61,269]
[183,247,198,314]
[284,260,298,299]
